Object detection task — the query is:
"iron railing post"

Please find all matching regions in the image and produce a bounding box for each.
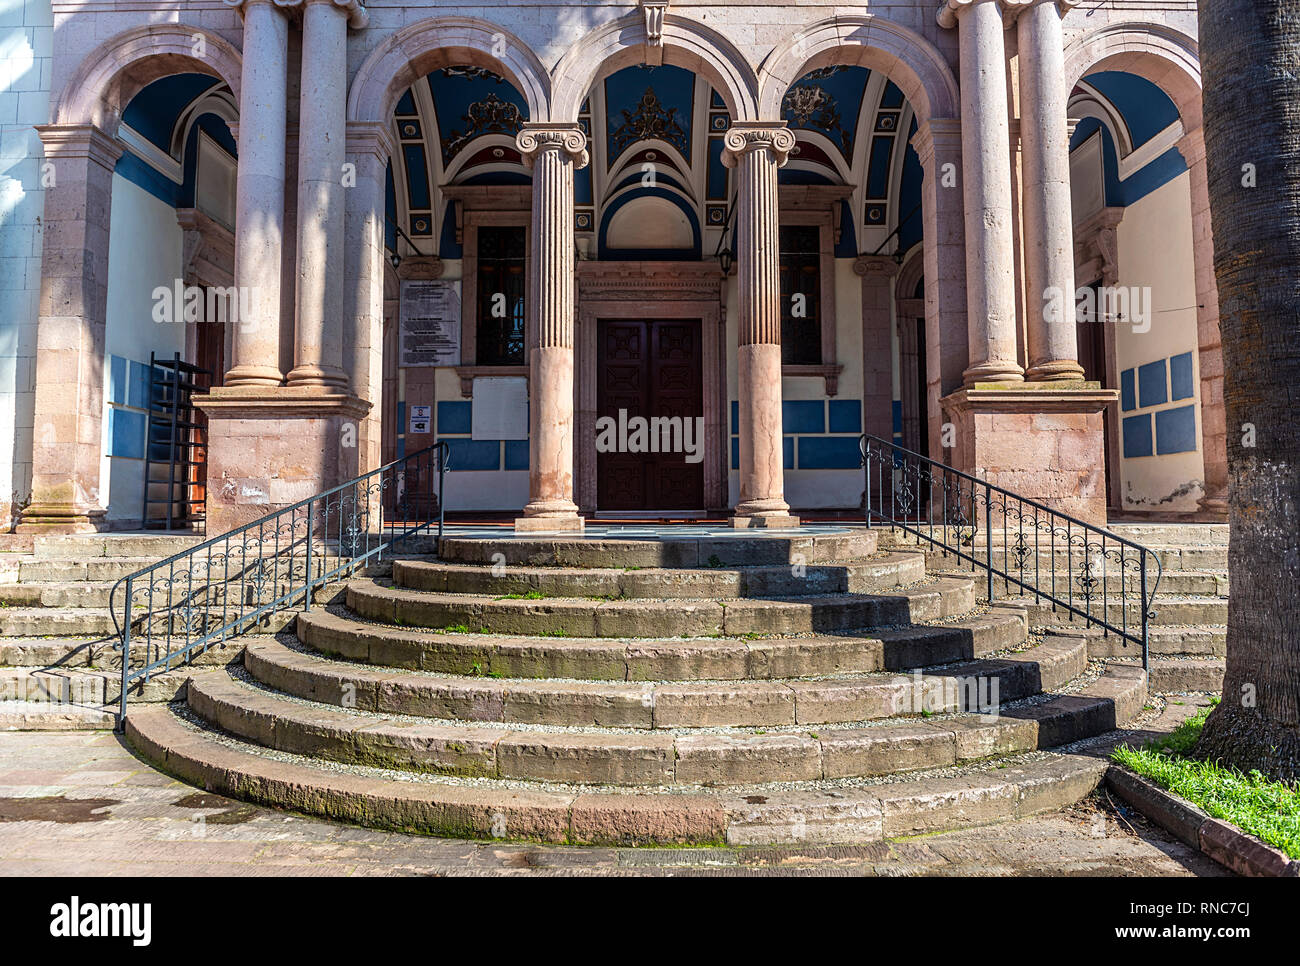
[304,504,314,612]
[1140,553,1150,673]
[984,481,994,603]
[117,575,132,733]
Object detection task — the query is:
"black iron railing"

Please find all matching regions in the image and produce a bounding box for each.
[859,433,1160,668]
[110,442,449,728]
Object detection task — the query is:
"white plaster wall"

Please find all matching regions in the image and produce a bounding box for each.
[101,172,186,521]
[1114,171,1204,513]
[0,0,52,529]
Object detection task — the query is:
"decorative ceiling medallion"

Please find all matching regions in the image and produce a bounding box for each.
[443,93,525,161]
[610,88,688,159]
[782,85,851,154]
[441,66,507,83]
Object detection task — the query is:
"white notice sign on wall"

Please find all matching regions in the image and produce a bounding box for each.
[399,280,461,366]
[471,377,528,440]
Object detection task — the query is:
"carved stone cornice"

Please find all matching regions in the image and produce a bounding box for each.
[177,209,235,288]
[396,256,444,280]
[721,124,796,168]
[516,124,589,170]
[35,124,123,170]
[577,261,722,302]
[345,120,394,163]
[909,117,961,167]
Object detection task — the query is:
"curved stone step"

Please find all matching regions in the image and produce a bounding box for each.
[437,529,877,569]
[345,576,977,638]
[1110,655,1225,692]
[393,551,926,600]
[0,607,116,637]
[296,606,1028,680]
[0,581,116,608]
[184,663,1143,786]
[125,702,1117,845]
[243,635,1087,729]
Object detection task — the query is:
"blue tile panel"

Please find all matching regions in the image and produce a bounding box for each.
[798,436,862,469]
[107,408,146,460]
[1137,359,1167,408]
[1122,414,1153,459]
[503,440,529,471]
[829,399,862,434]
[437,400,472,435]
[440,438,500,471]
[782,400,824,434]
[1120,368,1136,412]
[1155,405,1197,455]
[1170,351,1195,401]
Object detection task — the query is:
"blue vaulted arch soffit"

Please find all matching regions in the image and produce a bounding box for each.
[604,65,695,170]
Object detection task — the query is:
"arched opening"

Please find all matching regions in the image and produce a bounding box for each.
[1066,48,1215,517]
[99,71,238,528]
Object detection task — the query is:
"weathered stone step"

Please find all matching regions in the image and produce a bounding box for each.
[437,529,877,569]
[296,606,1029,680]
[345,576,977,639]
[1083,624,1227,658]
[0,635,245,669]
[0,665,189,704]
[125,702,1117,845]
[1022,595,1226,627]
[979,570,1226,598]
[0,700,116,731]
[1106,523,1229,546]
[1109,656,1225,692]
[5,556,166,583]
[0,607,117,637]
[393,551,927,600]
[184,664,1144,786]
[0,581,116,608]
[32,533,205,559]
[243,635,1086,729]
[891,537,1229,572]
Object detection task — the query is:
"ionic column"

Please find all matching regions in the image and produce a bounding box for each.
[286,0,367,389]
[724,124,799,528]
[18,125,122,532]
[515,124,587,532]
[1014,0,1085,381]
[224,0,289,387]
[938,0,1024,384]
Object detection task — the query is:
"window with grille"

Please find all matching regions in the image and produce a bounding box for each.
[476,226,526,366]
[779,224,821,365]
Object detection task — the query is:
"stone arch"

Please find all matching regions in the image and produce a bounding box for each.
[896,246,926,304]
[348,17,551,125]
[550,13,760,123]
[54,24,243,133]
[756,16,960,125]
[1063,22,1202,128]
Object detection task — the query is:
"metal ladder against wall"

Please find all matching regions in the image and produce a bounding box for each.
[140,352,210,532]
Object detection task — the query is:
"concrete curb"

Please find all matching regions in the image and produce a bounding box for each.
[1105,765,1299,877]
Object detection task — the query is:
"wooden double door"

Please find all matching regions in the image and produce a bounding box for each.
[596,319,705,510]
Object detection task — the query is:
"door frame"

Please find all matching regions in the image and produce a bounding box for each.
[576,262,726,512]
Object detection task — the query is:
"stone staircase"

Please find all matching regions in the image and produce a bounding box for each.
[0,533,285,728]
[116,527,1158,846]
[880,522,1228,694]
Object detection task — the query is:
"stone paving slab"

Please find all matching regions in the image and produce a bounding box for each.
[0,730,1228,877]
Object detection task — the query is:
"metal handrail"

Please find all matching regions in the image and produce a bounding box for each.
[859,433,1160,669]
[110,441,450,728]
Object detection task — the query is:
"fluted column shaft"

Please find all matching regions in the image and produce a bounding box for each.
[516,125,587,530]
[226,0,288,387]
[1018,0,1084,381]
[287,0,350,388]
[940,0,1024,384]
[725,125,798,526]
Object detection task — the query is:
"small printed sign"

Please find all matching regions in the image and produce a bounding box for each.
[409,405,432,435]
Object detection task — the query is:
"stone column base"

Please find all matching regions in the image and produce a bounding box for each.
[15,504,105,534]
[195,386,372,536]
[939,382,1118,527]
[730,512,801,529]
[514,514,586,533]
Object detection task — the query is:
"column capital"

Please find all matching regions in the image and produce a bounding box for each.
[346,119,394,163]
[721,124,796,168]
[909,117,961,167]
[222,0,291,17]
[854,254,902,278]
[938,0,1074,28]
[35,123,123,170]
[1002,0,1078,24]
[249,0,368,29]
[516,124,589,170]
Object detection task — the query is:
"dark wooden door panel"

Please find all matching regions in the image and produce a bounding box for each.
[597,319,704,510]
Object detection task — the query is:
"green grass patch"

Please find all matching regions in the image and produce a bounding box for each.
[495,590,546,600]
[1112,699,1300,859]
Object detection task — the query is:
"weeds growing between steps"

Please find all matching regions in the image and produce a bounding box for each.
[1112,699,1300,858]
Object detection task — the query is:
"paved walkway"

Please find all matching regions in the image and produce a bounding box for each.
[0,731,1228,877]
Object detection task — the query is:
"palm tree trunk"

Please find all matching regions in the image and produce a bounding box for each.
[1194,0,1300,781]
